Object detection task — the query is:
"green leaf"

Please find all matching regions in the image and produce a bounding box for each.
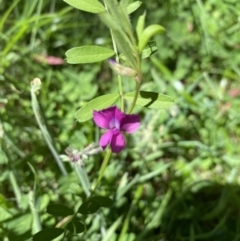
[102,216,122,241]
[127,1,142,14]
[75,93,119,122]
[99,12,136,68]
[141,43,158,59]
[46,204,74,217]
[67,220,85,234]
[89,196,114,207]
[63,0,105,13]
[79,200,100,215]
[138,24,165,52]
[104,0,131,32]
[124,91,174,109]
[65,46,115,64]
[32,228,64,241]
[5,213,32,236]
[136,12,146,43]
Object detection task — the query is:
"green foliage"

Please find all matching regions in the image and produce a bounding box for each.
[66,220,85,234]
[64,0,106,13]
[75,93,120,122]
[136,12,146,44]
[141,44,158,59]
[99,0,137,68]
[1,0,240,240]
[32,228,64,241]
[124,91,174,109]
[89,195,114,207]
[138,24,165,52]
[65,46,115,64]
[78,200,100,215]
[46,204,74,216]
[127,1,142,14]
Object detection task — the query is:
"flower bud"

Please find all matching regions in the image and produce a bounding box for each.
[108,59,137,77]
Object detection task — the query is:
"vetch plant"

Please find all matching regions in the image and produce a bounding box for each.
[32,0,174,240]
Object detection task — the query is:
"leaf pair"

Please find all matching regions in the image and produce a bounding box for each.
[45,196,113,217]
[32,204,84,240]
[64,1,165,64]
[64,0,137,67]
[76,91,174,122]
[46,204,85,234]
[32,196,113,240]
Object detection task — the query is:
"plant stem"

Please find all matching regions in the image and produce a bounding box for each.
[103,0,124,111]
[118,74,124,112]
[128,82,141,114]
[93,149,112,192]
[9,170,22,208]
[31,79,67,175]
[93,0,141,193]
[74,164,91,197]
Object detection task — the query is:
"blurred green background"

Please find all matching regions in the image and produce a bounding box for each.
[1,0,240,240]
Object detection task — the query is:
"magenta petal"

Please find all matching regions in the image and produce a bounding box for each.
[110,130,125,153]
[115,107,126,129]
[120,114,140,133]
[93,106,116,129]
[99,130,113,150]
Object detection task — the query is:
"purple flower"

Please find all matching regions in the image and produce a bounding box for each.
[93,106,140,153]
